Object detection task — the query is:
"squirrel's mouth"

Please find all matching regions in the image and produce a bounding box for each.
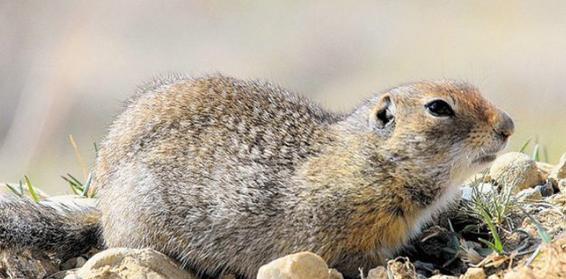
[472,140,508,165]
[472,154,497,165]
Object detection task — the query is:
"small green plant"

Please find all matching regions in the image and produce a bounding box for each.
[467,181,517,225]
[463,172,518,255]
[61,173,95,198]
[519,137,548,162]
[62,135,97,198]
[4,175,42,203]
[464,173,552,257]
[24,175,41,202]
[476,210,505,255]
[4,136,98,200]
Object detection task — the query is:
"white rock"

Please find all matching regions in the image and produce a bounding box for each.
[461,183,495,201]
[62,273,81,279]
[67,248,197,279]
[489,152,544,193]
[257,252,330,279]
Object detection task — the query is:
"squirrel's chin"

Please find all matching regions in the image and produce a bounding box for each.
[472,154,497,165]
[453,154,497,184]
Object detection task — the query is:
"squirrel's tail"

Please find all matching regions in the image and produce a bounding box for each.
[0,196,102,259]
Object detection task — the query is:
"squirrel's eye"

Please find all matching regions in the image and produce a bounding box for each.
[425,100,454,117]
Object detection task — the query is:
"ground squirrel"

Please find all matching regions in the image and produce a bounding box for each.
[0,74,514,278]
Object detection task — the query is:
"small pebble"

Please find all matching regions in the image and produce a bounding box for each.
[328,269,343,279]
[60,258,77,271]
[549,153,566,180]
[462,267,486,279]
[516,187,542,202]
[559,179,566,193]
[535,181,554,197]
[75,257,86,268]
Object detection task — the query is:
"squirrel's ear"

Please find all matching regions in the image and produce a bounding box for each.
[369,94,396,132]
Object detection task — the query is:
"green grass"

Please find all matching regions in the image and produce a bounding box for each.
[463,181,553,256]
[520,208,552,244]
[5,176,42,203]
[467,178,517,225]
[24,175,40,202]
[519,138,532,153]
[463,171,517,255]
[4,180,24,198]
[61,172,95,198]
[462,137,554,255]
[519,137,549,162]
[4,136,98,200]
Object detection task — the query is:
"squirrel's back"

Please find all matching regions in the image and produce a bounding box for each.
[96,74,340,178]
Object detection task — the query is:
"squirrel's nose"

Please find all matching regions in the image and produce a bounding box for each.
[493,111,514,140]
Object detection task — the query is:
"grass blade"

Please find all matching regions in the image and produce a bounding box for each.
[66,173,84,187]
[69,135,88,180]
[532,144,540,161]
[69,183,81,195]
[24,175,40,203]
[484,216,504,254]
[81,173,93,197]
[519,138,531,153]
[18,180,24,195]
[61,175,84,194]
[478,238,496,252]
[5,183,23,197]
[521,208,551,244]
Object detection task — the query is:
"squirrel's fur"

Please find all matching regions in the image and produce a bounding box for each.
[0,74,514,278]
[0,197,100,257]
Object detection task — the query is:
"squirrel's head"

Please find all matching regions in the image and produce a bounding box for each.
[344,80,514,185]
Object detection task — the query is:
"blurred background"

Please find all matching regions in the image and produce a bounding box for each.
[1,1,565,194]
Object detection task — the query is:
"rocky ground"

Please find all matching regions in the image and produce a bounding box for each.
[1,151,565,279]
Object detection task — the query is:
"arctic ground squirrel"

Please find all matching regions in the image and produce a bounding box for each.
[0,74,514,278]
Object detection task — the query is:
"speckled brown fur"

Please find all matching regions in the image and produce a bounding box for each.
[0,74,513,278]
